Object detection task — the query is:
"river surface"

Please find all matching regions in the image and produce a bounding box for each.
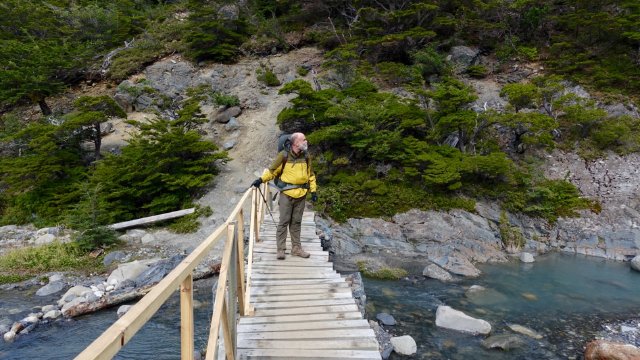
[1,253,639,359]
[364,252,640,359]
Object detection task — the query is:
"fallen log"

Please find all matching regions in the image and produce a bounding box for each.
[108,208,195,230]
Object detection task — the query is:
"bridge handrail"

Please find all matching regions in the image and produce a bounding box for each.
[75,184,271,360]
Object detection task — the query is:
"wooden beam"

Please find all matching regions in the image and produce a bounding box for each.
[180,274,194,360]
[108,208,195,230]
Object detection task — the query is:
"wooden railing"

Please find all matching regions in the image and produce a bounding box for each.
[75,183,272,360]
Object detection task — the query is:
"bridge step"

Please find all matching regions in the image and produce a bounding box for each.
[238,210,381,360]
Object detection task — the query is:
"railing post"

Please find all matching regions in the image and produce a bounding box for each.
[180,274,194,360]
[235,211,246,316]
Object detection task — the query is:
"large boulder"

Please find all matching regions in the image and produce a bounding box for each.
[435,305,491,335]
[422,263,454,282]
[390,335,417,356]
[36,281,65,297]
[106,259,160,289]
[631,255,640,272]
[584,340,640,360]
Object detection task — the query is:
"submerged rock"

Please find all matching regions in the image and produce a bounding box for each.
[376,313,396,326]
[631,256,640,272]
[423,263,454,282]
[481,334,525,350]
[435,305,491,335]
[508,324,543,339]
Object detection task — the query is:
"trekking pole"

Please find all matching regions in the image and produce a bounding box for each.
[255,185,277,224]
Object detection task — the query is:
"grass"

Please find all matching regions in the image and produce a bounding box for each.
[0,241,104,276]
[357,260,408,280]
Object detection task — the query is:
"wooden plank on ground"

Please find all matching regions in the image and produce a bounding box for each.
[251,292,353,302]
[108,208,195,230]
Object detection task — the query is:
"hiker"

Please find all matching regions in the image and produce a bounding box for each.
[251,132,317,260]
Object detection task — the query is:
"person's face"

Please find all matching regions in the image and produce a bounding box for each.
[294,135,308,152]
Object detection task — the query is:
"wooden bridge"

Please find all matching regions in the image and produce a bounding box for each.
[75,185,382,360]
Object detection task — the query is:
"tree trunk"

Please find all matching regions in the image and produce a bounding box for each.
[38,99,52,116]
[93,122,102,160]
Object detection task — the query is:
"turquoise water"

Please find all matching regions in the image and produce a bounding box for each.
[0,277,217,360]
[364,252,640,359]
[1,253,638,359]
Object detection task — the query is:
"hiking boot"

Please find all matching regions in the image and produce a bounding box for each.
[291,245,310,258]
[277,250,285,260]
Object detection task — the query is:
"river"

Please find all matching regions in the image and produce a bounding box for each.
[1,253,639,359]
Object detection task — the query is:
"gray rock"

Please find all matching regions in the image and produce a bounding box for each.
[103,251,127,266]
[215,106,242,123]
[48,274,64,283]
[224,117,241,131]
[58,285,92,306]
[141,233,156,244]
[134,255,185,288]
[34,233,56,245]
[36,281,65,297]
[4,330,16,342]
[390,335,417,355]
[448,46,480,69]
[376,313,396,326]
[41,305,57,313]
[43,310,62,320]
[519,252,535,263]
[435,305,491,335]
[36,227,61,237]
[61,297,88,316]
[223,140,237,150]
[508,324,543,339]
[107,259,160,288]
[481,334,525,350]
[631,256,640,272]
[144,60,197,96]
[423,263,454,282]
[117,305,132,318]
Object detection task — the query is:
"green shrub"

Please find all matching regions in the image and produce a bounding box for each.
[214,93,240,107]
[296,66,310,76]
[74,226,120,252]
[498,211,525,250]
[357,261,407,280]
[0,274,32,285]
[0,242,103,275]
[169,205,213,233]
[257,66,281,86]
[466,65,488,78]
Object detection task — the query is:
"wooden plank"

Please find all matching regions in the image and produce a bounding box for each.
[108,208,195,230]
[237,338,379,350]
[252,298,356,309]
[252,304,360,317]
[252,260,331,268]
[238,348,381,359]
[180,274,194,360]
[250,285,350,295]
[252,292,353,303]
[238,312,364,324]
[250,273,341,280]
[237,328,375,340]
[250,279,345,286]
[237,319,371,333]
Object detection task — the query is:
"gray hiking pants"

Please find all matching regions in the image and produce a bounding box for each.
[277,193,306,251]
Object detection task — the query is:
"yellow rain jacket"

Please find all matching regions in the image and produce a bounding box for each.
[260,150,317,199]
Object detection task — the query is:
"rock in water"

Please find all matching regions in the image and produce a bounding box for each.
[435,305,491,335]
[584,339,640,360]
[481,334,525,350]
[631,255,640,272]
[376,313,396,326]
[390,335,417,355]
[508,324,543,339]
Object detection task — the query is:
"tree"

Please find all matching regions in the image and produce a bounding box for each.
[500,83,540,112]
[63,96,126,160]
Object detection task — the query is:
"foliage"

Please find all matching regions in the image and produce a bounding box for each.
[0,274,32,285]
[499,211,525,251]
[357,260,408,280]
[88,116,228,223]
[0,241,102,275]
[74,226,120,253]
[169,205,213,233]
[256,66,281,87]
[466,65,488,78]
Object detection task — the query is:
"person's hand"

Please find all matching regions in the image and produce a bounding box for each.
[311,192,318,202]
[251,178,262,188]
